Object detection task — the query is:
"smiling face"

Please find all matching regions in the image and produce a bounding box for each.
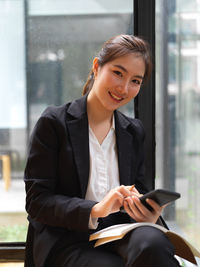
[88,53,145,113]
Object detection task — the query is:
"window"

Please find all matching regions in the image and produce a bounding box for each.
[156,1,200,265]
[27,0,134,133]
[0,0,134,246]
[0,0,27,243]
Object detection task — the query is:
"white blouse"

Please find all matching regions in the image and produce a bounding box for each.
[85,116,120,228]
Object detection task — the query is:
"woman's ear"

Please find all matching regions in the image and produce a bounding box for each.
[92,57,99,78]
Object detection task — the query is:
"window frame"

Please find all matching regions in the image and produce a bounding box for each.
[134,0,156,190]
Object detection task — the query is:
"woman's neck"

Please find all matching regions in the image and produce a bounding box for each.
[87,91,113,126]
[87,91,114,144]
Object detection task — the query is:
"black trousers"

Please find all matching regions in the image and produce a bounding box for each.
[47,226,181,267]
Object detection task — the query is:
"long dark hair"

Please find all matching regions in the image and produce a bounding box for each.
[82,34,152,95]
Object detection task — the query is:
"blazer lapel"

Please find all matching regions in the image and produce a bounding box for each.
[115,111,135,186]
[66,95,90,198]
[66,96,137,196]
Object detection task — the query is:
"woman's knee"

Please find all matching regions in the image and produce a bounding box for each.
[128,226,174,255]
[112,226,180,267]
[130,226,173,252]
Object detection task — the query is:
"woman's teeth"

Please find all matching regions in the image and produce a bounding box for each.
[109,92,123,101]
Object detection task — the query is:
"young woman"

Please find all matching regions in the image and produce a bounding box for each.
[24,35,181,267]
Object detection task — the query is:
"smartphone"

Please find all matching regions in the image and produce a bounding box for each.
[139,189,181,211]
[120,189,180,212]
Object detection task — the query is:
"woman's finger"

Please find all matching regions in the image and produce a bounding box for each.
[125,197,145,220]
[117,185,133,198]
[146,199,163,214]
[123,199,137,219]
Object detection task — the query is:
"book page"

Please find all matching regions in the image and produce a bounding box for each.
[90,222,167,241]
[166,232,200,265]
[94,233,126,247]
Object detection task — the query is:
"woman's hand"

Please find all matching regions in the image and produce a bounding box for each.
[124,195,164,224]
[91,185,133,218]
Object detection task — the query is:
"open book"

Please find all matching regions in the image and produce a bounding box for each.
[90,222,200,265]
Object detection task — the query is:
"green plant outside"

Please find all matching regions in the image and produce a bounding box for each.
[0,224,28,242]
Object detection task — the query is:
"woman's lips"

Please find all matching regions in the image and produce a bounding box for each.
[109,91,124,102]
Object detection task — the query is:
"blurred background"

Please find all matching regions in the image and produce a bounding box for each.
[0,1,199,265]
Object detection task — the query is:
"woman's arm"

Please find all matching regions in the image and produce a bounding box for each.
[25,108,96,232]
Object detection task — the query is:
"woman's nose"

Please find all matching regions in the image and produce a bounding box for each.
[116,82,129,95]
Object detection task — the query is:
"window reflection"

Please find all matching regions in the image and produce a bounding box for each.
[156,0,200,256]
[27,10,134,131]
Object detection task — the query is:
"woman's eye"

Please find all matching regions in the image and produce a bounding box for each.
[113,70,122,77]
[132,79,141,85]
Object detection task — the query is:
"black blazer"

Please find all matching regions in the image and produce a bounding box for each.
[24,94,148,267]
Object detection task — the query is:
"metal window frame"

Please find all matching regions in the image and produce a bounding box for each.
[0,243,25,262]
[134,0,156,190]
[0,0,156,261]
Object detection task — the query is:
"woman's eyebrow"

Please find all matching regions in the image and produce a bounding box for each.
[113,64,128,73]
[113,64,144,79]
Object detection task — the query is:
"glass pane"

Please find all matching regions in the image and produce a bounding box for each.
[0,0,133,243]
[156,0,200,264]
[0,0,28,242]
[27,0,134,133]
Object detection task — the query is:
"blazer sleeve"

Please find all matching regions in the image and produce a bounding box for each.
[24,107,96,232]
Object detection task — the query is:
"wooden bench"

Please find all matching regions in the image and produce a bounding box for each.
[0,154,11,191]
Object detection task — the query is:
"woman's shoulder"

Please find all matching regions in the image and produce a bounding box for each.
[40,103,70,121]
[116,110,145,139]
[31,103,71,137]
[40,94,87,122]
